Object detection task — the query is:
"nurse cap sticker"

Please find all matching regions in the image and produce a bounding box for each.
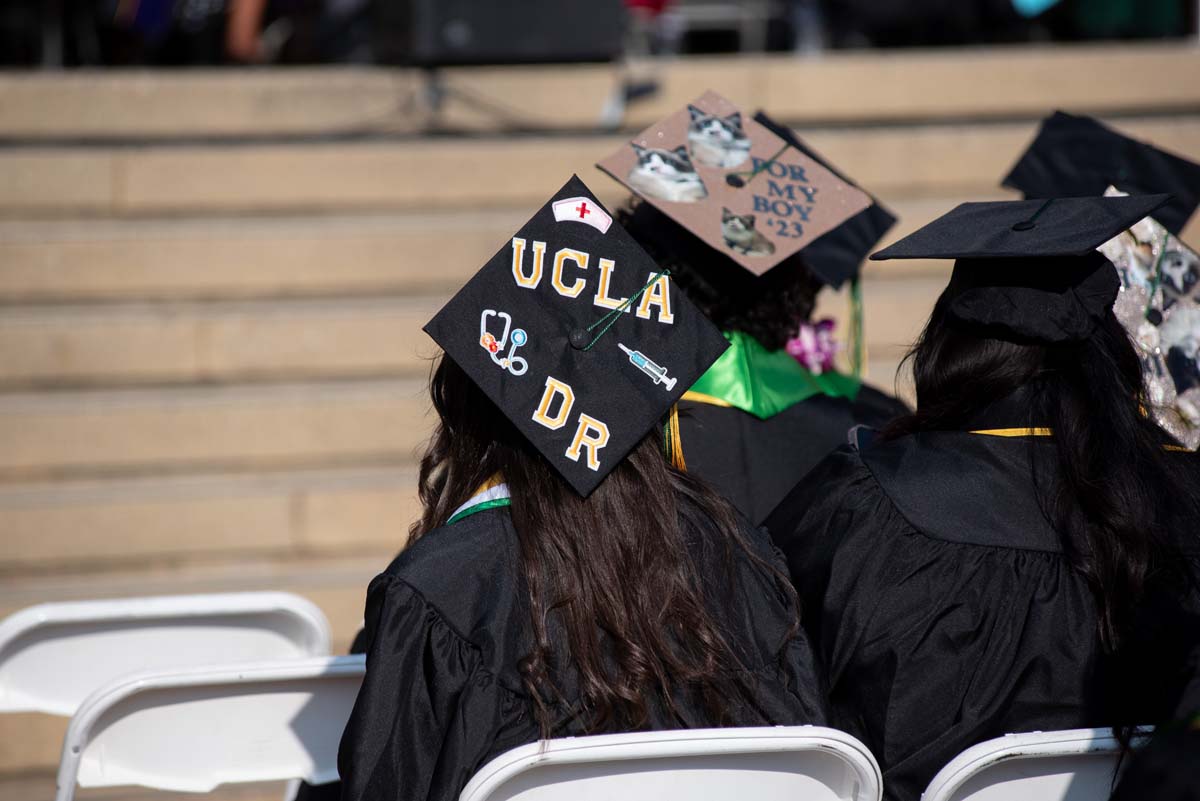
[424,174,729,496]
[552,196,613,233]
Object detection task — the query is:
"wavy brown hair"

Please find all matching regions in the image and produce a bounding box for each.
[411,355,799,737]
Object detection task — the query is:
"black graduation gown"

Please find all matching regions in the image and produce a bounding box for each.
[337,504,826,801]
[680,383,909,525]
[764,413,1200,801]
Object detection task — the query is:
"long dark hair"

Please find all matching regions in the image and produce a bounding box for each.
[887,293,1196,651]
[412,355,798,736]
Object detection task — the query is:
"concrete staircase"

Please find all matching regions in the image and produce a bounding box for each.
[2,44,1199,799]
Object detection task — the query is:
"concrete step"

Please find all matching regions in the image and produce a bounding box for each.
[0,67,417,140]
[5,115,1199,216]
[0,379,429,479]
[7,194,1193,306]
[816,271,946,360]
[437,44,1200,132]
[0,465,418,570]
[0,354,907,470]
[0,269,944,388]
[0,348,908,567]
[3,45,1198,139]
[0,296,442,387]
[0,197,977,304]
[0,551,389,775]
[0,211,515,301]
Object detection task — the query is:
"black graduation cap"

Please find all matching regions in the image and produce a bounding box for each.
[754,111,897,288]
[871,194,1172,343]
[1003,111,1200,236]
[424,175,730,496]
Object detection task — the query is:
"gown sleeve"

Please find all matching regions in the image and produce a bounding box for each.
[763,446,886,647]
[765,446,1120,801]
[337,572,505,801]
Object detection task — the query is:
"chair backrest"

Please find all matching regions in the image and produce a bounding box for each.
[0,592,331,716]
[922,728,1149,801]
[55,654,365,801]
[459,725,882,801]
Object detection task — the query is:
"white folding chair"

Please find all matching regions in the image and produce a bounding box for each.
[922,727,1150,801]
[460,725,882,801]
[0,592,331,716]
[55,654,365,801]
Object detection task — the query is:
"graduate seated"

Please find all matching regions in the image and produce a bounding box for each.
[336,177,825,801]
[765,195,1200,801]
[597,94,909,524]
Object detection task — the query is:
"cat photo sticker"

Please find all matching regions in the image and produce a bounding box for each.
[687,104,750,168]
[627,144,708,204]
[721,207,776,257]
[598,90,873,276]
[1100,186,1200,449]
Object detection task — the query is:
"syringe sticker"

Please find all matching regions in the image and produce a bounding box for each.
[617,343,677,391]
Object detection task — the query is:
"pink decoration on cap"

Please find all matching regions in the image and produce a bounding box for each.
[786,319,840,374]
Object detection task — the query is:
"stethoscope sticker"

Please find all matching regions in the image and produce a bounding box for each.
[479,309,529,376]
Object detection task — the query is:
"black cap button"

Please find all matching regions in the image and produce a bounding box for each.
[568,328,591,350]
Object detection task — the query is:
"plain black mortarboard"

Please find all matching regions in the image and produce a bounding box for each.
[754,111,896,288]
[424,175,730,496]
[871,194,1172,343]
[1003,111,1200,236]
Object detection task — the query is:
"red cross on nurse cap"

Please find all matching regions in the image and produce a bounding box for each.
[423,175,730,496]
[551,195,613,232]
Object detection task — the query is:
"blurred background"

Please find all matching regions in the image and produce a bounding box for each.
[1,1,1198,798]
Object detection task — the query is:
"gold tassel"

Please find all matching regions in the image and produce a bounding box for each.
[667,404,687,471]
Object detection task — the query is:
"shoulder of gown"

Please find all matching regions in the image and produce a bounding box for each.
[764,436,1200,801]
[679,390,895,525]
[339,501,831,801]
[764,442,1096,799]
[337,509,529,801]
[381,507,529,665]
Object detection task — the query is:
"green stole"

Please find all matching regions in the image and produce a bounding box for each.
[447,480,511,525]
[683,330,861,420]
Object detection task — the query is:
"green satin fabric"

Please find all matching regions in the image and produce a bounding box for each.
[686,330,861,420]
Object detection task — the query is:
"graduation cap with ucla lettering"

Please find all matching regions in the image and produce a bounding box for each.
[596,90,876,286]
[424,175,730,496]
[1003,111,1200,236]
[871,194,1172,343]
